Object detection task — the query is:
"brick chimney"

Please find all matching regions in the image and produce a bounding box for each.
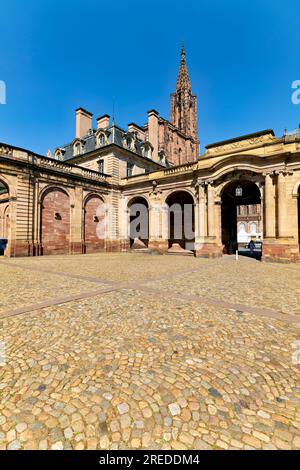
[97,114,110,129]
[76,108,93,138]
[147,109,159,161]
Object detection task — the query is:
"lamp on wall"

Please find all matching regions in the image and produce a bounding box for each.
[235,185,243,197]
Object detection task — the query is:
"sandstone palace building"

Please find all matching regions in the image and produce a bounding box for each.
[1,47,300,262]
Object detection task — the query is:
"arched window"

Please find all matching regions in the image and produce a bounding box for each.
[99,134,105,146]
[250,222,257,234]
[144,147,149,158]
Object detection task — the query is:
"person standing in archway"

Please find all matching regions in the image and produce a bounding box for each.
[248,239,255,255]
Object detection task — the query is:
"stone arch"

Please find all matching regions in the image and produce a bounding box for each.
[209,154,263,177]
[40,187,70,255]
[292,179,300,198]
[127,193,151,208]
[165,190,195,252]
[39,184,75,207]
[83,193,106,253]
[215,169,264,199]
[163,187,196,206]
[127,196,149,249]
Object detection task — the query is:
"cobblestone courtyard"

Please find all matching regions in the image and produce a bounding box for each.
[0,253,300,450]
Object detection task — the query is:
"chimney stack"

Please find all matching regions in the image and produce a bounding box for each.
[76,108,93,138]
[147,109,159,161]
[97,114,110,129]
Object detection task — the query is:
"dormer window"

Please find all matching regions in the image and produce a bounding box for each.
[54,148,65,160]
[141,142,153,159]
[99,134,105,146]
[73,140,84,156]
[126,137,132,150]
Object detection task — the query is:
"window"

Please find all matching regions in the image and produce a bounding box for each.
[126,138,132,149]
[250,223,257,234]
[127,162,134,177]
[144,147,149,158]
[75,143,81,155]
[99,134,105,146]
[98,159,104,174]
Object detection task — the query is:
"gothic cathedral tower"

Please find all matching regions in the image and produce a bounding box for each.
[170,46,199,157]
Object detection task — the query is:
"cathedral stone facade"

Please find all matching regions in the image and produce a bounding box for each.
[1,48,300,262]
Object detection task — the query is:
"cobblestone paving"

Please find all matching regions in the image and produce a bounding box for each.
[0,253,299,450]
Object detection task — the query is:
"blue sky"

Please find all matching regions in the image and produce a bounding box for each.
[0,0,299,155]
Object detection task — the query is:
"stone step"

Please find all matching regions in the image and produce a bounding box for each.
[167,242,194,256]
[166,250,194,256]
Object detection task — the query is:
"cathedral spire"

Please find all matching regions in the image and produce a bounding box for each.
[176,44,191,92]
[170,46,199,158]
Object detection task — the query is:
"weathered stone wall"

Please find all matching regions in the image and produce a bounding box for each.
[41,188,70,255]
[84,195,105,253]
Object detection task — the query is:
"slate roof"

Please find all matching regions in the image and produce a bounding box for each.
[57,123,151,162]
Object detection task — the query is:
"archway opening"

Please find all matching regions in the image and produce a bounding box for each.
[84,195,105,253]
[0,179,10,255]
[128,197,149,249]
[166,191,195,251]
[221,180,262,259]
[41,188,70,255]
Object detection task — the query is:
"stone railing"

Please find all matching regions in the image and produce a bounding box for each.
[35,156,109,181]
[0,145,13,156]
[0,145,110,183]
[163,162,196,175]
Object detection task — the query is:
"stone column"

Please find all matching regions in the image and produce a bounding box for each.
[119,195,129,251]
[161,202,169,251]
[198,184,207,240]
[264,173,276,238]
[7,196,17,257]
[70,186,83,254]
[148,192,168,253]
[214,197,222,245]
[33,177,40,255]
[148,204,158,244]
[207,182,215,238]
[277,172,288,238]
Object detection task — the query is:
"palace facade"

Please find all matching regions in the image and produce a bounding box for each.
[1,48,300,262]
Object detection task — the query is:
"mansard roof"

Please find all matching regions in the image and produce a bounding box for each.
[57,123,149,162]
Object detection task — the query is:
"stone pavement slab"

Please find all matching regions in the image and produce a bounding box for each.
[0,253,299,450]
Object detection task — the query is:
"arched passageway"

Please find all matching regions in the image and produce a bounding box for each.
[41,188,70,255]
[221,180,262,258]
[84,195,105,253]
[0,179,9,255]
[166,191,195,251]
[128,197,149,249]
